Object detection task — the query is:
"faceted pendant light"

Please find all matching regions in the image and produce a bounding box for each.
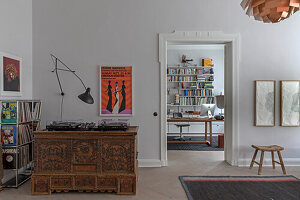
[240,0,300,23]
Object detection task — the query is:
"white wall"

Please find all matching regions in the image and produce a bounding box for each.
[0,0,32,183]
[32,0,300,165]
[0,0,33,99]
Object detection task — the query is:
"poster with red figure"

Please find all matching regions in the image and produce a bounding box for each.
[0,52,22,96]
[100,66,133,116]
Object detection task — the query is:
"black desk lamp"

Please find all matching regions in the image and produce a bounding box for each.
[51,54,94,104]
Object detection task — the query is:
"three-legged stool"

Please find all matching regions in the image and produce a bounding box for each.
[249,145,286,175]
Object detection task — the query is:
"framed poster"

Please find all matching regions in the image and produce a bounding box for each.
[254,80,275,126]
[280,80,300,126]
[100,66,133,116]
[0,52,22,96]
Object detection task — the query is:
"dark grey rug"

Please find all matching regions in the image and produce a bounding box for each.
[179,176,300,200]
[167,136,223,151]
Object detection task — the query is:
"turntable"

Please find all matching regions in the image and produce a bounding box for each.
[46,121,96,131]
[98,119,129,131]
[46,119,129,131]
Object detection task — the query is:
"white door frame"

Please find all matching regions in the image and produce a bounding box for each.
[159,31,240,166]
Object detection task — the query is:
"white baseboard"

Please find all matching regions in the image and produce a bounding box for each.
[238,158,300,167]
[138,159,162,167]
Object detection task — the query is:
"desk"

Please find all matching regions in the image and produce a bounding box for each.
[167,118,222,146]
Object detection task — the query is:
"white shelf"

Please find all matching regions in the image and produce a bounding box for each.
[169,88,214,90]
[168,65,213,68]
[180,96,214,98]
[167,74,214,76]
[168,81,213,83]
[167,104,201,107]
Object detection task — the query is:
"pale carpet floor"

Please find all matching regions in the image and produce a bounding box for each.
[1,151,300,200]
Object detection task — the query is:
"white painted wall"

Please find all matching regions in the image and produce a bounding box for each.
[0,0,33,99]
[0,0,32,183]
[32,0,300,165]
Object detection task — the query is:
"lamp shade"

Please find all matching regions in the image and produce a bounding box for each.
[240,0,300,23]
[216,95,224,109]
[78,88,94,104]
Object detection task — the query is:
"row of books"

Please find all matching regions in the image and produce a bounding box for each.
[168,76,197,82]
[1,125,33,146]
[2,145,32,169]
[1,101,41,123]
[197,75,214,82]
[167,68,213,75]
[183,89,213,96]
[198,82,214,89]
[179,97,215,105]
[168,76,214,82]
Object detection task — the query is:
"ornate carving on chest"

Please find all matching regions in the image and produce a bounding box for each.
[36,139,71,173]
[72,139,98,164]
[120,177,135,193]
[32,176,50,195]
[98,177,117,188]
[51,176,72,189]
[102,139,134,173]
[74,176,96,189]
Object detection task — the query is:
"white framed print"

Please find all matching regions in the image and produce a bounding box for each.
[0,52,22,96]
[99,66,133,116]
[254,80,275,126]
[280,80,300,126]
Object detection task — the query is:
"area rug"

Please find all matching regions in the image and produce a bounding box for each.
[167,136,223,151]
[179,176,300,200]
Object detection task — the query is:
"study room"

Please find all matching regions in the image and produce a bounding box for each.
[166,44,225,154]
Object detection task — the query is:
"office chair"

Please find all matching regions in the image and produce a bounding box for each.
[173,113,191,141]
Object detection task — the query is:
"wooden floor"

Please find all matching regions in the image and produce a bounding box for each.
[1,151,300,200]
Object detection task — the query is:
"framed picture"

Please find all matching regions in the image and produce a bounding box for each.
[254,80,275,126]
[0,52,22,96]
[100,66,133,116]
[280,80,300,126]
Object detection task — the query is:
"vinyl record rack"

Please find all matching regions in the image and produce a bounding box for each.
[0,99,42,188]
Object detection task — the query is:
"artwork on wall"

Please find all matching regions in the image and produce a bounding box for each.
[100,66,133,116]
[0,52,22,96]
[280,80,300,127]
[254,80,275,126]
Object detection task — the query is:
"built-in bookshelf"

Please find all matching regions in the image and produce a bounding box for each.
[0,100,42,188]
[167,62,215,112]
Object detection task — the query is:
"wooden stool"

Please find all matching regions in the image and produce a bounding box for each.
[249,145,286,175]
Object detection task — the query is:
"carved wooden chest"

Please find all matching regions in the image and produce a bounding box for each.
[31,126,138,195]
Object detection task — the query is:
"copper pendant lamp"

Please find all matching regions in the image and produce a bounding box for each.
[240,0,300,23]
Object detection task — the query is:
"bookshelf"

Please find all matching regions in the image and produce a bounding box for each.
[0,100,42,188]
[167,62,215,115]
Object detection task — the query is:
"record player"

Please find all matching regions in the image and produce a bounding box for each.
[46,121,96,131]
[98,119,129,131]
[46,119,129,131]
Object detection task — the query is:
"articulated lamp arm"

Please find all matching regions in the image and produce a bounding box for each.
[50,54,94,104]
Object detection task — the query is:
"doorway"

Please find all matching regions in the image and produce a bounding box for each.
[159,31,240,166]
[166,44,225,152]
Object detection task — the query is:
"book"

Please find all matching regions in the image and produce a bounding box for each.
[1,102,17,123]
[1,125,17,146]
[202,58,213,67]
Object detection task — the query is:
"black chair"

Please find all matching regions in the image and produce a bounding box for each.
[173,113,191,141]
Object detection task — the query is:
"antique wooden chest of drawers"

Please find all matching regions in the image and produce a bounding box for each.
[31,126,138,195]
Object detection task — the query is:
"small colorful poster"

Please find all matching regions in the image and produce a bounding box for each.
[1,125,17,146]
[100,66,133,116]
[0,52,22,96]
[1,102,17,123]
